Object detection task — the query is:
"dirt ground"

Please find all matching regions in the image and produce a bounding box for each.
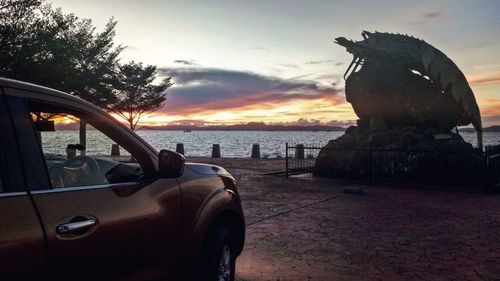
[187,157,500,281]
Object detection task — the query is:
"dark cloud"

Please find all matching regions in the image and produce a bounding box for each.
[173,59,198,66]
[287,73,316,80]
[304,59,333,65]
[423,11,443,19]
[407,11,444,25]
[157,67,343,115]
[315,73,342,81]
[278,63,300,69]
[250,46,270,52]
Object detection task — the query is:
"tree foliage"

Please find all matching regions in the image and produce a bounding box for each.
[1,0,172,130]
[0,0,122,107]
[109,61,173,131]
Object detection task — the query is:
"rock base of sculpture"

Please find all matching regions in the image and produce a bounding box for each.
[314,123,485,187]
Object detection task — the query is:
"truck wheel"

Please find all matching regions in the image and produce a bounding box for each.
[198,224,235,281]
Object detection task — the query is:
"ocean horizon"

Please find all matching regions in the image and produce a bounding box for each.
[40,130,500,158]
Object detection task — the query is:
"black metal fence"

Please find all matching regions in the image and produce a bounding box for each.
[285,142,500,190]
[285,142,325,176]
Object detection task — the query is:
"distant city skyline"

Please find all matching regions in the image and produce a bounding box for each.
[51,0,500,126]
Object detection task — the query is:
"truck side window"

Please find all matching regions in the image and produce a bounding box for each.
[28,103,144,189]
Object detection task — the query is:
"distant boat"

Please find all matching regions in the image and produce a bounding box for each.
[183,129,192,132]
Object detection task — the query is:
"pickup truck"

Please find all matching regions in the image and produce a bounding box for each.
[0,77,245,281]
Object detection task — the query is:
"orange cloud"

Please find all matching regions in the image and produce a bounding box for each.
[152,67,347,125]
[135,95,355,126]
[165,91,342,116]
[468,72,500,85]
[480,98,500,116]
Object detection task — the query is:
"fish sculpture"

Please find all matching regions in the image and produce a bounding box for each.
[335,31,482,149]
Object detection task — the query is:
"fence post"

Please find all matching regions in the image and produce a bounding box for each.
[285,142,289,177]
[483,146,489,194]
[295,144,305,159]
[176,143,185,155]
[79,121,86,156]
[251,144,260,158]
[212,144,221,158]
[111,144,120,156]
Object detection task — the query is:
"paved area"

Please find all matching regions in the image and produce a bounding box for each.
[188,157,500,281]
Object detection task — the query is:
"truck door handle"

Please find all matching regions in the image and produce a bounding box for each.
[56,219,98,235]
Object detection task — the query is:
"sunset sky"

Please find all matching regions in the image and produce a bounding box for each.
[51,0,500,127]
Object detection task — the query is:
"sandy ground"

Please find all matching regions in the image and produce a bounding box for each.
[187,157,500,281]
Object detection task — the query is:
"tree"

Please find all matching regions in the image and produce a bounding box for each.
[0,0,122,108]
[109,61,173,131]
[0,0,123,152]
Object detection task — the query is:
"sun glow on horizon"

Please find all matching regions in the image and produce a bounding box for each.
[82,79,500,128]
[110,97,357,127]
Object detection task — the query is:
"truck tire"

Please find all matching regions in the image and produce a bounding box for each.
[198,224,236,281]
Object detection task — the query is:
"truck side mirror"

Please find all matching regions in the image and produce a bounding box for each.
[158,150,185,178]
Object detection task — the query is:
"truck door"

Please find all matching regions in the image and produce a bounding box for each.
[5,91,182,280]
[0,89,47,280]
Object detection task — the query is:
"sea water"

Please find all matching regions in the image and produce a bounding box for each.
[40,130,500,158]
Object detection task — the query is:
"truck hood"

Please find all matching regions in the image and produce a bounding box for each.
[185,162,232,177]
